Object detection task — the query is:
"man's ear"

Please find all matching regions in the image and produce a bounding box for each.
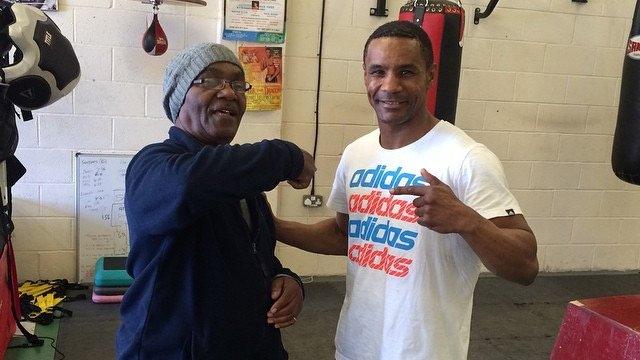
[174,107,185,128]
[362,62,367,85]
[426,63,438,86]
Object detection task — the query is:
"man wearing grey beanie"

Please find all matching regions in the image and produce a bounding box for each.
[116,42,316,359]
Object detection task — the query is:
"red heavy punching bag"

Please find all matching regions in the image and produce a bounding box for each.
[613,0,640,185]
[399,0,464,124]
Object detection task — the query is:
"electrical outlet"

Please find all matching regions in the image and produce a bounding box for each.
[302,195,323,208]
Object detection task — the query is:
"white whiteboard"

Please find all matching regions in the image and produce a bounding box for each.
[75,153,133,283]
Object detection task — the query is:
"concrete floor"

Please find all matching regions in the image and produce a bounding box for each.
[53,273,640,360]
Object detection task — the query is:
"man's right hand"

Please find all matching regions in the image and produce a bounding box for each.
[288,150,316,189]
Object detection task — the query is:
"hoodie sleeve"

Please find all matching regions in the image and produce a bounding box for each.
[125,139,304,234]
[273,264,306,299]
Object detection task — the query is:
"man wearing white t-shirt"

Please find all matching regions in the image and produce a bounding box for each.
[276,20,538,360]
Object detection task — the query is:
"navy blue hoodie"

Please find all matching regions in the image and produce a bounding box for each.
[116,127,304,359]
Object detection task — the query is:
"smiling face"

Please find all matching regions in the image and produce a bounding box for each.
[175,61,247,145]
[364,37,435,128]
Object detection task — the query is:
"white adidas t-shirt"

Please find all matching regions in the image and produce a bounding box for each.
[327,121,522,360]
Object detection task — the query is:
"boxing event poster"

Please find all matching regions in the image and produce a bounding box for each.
[224,0,286,44]
[15,0,58,11]
[239,45,282,111]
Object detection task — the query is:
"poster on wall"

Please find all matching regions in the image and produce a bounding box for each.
[239,45,282,111]
[15,0,58,11]
[224,0,286,44]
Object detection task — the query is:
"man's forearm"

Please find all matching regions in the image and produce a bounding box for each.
[275,217,347,256]
[460,213,538,286]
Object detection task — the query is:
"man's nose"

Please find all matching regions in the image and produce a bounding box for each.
[381,74,402,92]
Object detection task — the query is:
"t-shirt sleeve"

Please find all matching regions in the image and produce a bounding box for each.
[327,152,348,214]
[456,145,522,220]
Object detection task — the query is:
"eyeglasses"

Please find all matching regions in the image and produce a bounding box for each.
[192,78,252,93]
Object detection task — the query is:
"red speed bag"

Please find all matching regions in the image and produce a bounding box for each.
[612,0,640,185]
[142,13,168,56]
[399,0,464,124]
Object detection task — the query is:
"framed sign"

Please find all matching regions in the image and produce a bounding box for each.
[239,45,282,110]
[15,0,58,11]
[223,0,286,44]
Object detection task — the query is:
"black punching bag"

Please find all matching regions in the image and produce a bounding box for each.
[613,0,640,184]
[399,0,464,124]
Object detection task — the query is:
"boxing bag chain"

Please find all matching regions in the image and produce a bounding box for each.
[613,0,640,185]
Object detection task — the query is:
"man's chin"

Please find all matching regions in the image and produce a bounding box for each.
[210,113,240,124]
[376,114,405,125]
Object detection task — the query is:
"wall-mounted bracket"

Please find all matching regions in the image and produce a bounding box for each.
[140,0,207,6]
[370,0,388,17]
[474,0,499,25]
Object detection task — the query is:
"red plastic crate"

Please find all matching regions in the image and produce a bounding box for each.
[0,243,16,358]
[551,295,640,360]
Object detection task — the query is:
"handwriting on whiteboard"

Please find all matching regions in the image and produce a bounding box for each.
[77,155,133,283]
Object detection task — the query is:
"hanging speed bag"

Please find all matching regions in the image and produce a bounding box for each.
[399,0,464,124]
[142,13,168,56]
[612,0,640,185]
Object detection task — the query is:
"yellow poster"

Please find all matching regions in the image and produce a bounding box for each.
[239,45,282,111]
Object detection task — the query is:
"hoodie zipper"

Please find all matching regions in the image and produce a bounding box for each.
[236,200,271,350]
[236,201,269,281]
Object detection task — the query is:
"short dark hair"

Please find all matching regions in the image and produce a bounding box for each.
[363,20,434,68]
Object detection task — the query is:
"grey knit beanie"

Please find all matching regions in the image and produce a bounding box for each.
[162,43,244,122]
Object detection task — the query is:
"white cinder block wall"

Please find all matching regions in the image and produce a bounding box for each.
[277,0,640,276]
[10,0,282,281]
[9,0,640,281]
